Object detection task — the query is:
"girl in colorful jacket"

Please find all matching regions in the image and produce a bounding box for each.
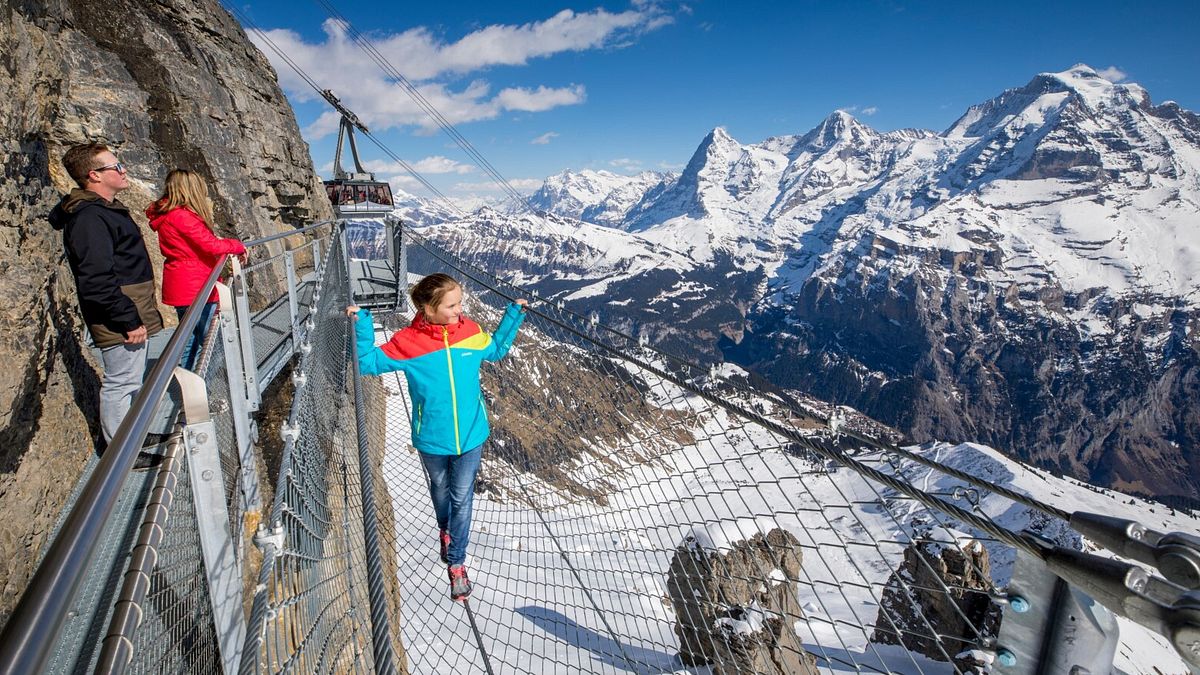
[347,273,527,601]
[147,169,246,369]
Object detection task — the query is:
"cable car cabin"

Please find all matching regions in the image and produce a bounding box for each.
[325,179,394,216]
[319,89,396,218]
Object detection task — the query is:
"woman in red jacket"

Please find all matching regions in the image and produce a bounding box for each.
[148,169,246,369]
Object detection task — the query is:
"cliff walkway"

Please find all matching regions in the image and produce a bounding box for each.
[0,219,1198,675]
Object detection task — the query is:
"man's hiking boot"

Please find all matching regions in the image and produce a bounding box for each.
[448,564,472,601]
[439,529,451,564]
[132,451,165,471]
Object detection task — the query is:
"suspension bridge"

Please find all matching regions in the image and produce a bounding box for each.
[0,216,1196,674]
[3,0,1200,670]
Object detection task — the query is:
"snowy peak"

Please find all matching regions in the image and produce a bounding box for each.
[946,63,1147,140]
[801,110,879,151]
[682,126,743,178]
[528,169,676,229]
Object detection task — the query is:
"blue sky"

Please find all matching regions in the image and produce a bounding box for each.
[231,0,1199,201]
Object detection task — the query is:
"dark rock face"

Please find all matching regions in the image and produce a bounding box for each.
[0,0,332,627]
[871,531,1001,671]
[732,253,1200,506]
[666,527,819,674]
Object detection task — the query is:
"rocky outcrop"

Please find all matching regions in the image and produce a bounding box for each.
[666,526,819,674]
[0,0,333,628]
[871,528,1001,672]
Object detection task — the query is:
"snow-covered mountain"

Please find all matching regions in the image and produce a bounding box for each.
[526,169,677,229]
[389,64,1200,505]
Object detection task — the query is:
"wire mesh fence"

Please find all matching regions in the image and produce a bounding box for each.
[23,218,1198,675]
[238,235,326,388]
[348,231,1105,675]
[241,233,392,674]
[126,445,223,675]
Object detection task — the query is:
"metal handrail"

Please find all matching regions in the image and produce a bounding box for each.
[242,219,335,249]
[0,257,229,675]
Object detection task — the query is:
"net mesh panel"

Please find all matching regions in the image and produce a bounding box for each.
[121,310,240,674]
[242,234,380,674]
[204,313,246,544]
[356,235,1021,675]
[241,237,324,381]
[127,449,223,673]
[37,222,1117,674]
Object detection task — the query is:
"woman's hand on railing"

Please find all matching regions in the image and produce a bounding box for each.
[345,305,360,317]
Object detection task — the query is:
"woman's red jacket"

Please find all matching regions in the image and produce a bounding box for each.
[147,204,245,306]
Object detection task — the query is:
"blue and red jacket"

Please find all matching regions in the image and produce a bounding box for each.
[355,304,525,455]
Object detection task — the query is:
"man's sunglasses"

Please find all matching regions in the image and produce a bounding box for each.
[93,162,127,174]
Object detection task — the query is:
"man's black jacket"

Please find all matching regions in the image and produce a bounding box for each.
[48,189,161,346]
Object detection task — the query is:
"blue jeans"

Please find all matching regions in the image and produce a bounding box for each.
[419,447,482,566]
[174,302,217,371]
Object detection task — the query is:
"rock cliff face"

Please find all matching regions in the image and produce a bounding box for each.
[0,0,332,627]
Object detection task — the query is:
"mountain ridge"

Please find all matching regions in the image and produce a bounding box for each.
[387,63,1200,503]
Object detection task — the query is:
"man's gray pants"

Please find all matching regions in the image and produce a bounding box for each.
[100,342,147,442]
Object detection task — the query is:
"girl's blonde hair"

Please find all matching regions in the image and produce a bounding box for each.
[411,273,461,313]
[155,169,215,227]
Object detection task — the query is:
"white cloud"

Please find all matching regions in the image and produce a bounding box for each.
[609,158,642,171]
[410,156,476,175]
[249,6,671,136]
[657,161,684,171]
[1098,66,1127,83]
[496,85,586,112]
[531,132,560,145]
[387,174,423,191]
[838,104,877,116]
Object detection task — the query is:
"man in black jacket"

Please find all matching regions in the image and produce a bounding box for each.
[49,142,163,442]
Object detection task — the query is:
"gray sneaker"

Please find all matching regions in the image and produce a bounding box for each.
[448,564,472,601]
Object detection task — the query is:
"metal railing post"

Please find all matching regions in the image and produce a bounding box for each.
[285,248,300,354]
[386,215,406,313]
[217,281,260,512]
[176,366,246,674]
[995,546,1119,673]
[229,258,260,410]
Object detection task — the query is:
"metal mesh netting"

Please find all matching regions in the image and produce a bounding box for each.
[50,302,242,674]
[24,219,1197,675]
[240,238,324,387]
[241,234,384,674]
[127,447,223,674]
[351,233,1056,675]
[203,314,247,547]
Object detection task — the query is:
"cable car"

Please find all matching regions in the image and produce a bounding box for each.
[321,90,394,217]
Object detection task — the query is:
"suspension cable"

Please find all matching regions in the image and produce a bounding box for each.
[402,226,1073,525]
[221,1,470,221]
[404,232,1062,560]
